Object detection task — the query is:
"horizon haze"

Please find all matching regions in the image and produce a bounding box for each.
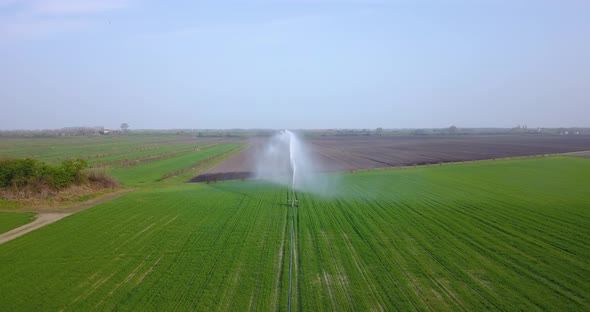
[1,0,589,130]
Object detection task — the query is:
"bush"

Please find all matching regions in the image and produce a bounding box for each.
[0,158,89,190]
[86,168,118,189]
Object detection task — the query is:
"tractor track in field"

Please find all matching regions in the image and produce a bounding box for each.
[287,188,297,312]
[172,194,250,311]
[249,195,274,311]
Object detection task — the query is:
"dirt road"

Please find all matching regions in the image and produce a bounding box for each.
[0,213,70,244]
[0,190,128,245]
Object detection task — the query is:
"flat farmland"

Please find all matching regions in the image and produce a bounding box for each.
[311,135,590,170]
[196,135,590,181]
[295,156,590,310]
[0,135,241,165]
[0,182,290,311]
[0,135,246,187]
[1,156,589,310]
[108,143,241,185]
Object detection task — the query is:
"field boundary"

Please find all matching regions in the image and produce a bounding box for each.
[562,150,590,158]
[82,144,171,161]
[0,190,130,244]
[93,143,220,168]
[160,144,247,181]
[345,152,589,174]
[0,212,70,244]
[188,153,587,183]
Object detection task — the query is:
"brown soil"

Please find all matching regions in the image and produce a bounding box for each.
[192,134,590,182]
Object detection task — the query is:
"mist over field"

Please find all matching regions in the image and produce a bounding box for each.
[254,130,339,196]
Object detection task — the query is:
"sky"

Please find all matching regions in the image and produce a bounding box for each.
[0,0,588,130]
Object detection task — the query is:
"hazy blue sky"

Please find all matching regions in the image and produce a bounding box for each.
[1,0,588,130]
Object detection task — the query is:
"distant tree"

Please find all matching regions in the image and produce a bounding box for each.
[375,127,383,136]
[449,125,458,134]
[120,123,129,133]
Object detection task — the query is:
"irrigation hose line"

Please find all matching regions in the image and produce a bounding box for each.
[288,188,295,312]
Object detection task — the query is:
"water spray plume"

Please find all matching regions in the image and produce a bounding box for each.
[255,129,333,195]
[285,130,297,206]
[288,130,296,191]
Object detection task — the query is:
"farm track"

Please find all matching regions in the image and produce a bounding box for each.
[0,213,68,245]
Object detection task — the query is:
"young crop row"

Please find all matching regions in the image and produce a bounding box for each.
[81,144,195,163]
[159,144,247,181]
[81,144,174,160]
[91,143,213,168]
[0,138,149,163]
[0,135,201,164]
[0,181,289,311]
[292,157,590,310]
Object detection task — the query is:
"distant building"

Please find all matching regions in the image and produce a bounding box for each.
[59,126,105,136]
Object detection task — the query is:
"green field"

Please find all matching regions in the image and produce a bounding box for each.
[0,212,34,234]
[85,142,203,166]
[0,135,242,187]
[0,135,222,165]
[0,135,177,163]
[108,143,240,185]
[1,156,589,310]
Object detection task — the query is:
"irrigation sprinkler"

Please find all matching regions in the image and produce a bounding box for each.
[288,188,298,207]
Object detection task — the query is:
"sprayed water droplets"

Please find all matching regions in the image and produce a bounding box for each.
[254,130,337,195]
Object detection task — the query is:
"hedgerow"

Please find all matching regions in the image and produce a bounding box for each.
[0,158,88,190]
